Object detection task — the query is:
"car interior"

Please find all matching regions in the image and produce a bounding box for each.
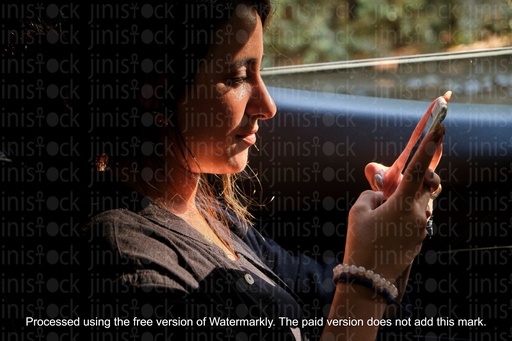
[250,48,512,338]
[2,32,510,339]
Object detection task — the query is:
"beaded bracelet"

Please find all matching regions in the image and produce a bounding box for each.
[333,264,399,305]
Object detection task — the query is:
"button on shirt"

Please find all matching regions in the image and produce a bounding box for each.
[84,202,334,340]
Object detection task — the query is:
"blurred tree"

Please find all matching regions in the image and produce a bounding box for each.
[263,0,512,67]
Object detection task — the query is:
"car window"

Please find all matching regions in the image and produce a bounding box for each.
[262,0,512,104]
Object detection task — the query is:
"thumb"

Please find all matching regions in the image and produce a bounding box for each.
[364,162,386,191]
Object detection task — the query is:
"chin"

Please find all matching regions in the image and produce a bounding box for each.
[197,158,248,175]
[219,156,250,174]
[223,162,249,174]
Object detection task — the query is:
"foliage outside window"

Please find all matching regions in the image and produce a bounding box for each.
[263,0,512,67]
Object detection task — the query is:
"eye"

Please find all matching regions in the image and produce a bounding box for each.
[226,77,248,87]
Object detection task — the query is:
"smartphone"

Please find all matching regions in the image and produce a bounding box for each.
[426,91,451,135]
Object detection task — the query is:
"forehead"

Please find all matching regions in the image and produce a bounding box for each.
[209,4,261,60]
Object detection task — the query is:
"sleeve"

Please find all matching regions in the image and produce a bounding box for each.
[84,209,196,295]
[239,226,336,319]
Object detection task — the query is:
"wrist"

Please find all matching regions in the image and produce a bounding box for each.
[342,251,407,284]
[333,264,399,305]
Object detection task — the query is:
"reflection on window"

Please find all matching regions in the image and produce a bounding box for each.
[262,49,512,104]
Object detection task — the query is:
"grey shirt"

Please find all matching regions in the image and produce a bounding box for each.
[84,202,335,340]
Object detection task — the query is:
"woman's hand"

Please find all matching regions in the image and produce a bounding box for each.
[343,123,444,283]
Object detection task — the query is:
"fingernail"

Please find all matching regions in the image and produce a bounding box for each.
[431,123,445,143]
[373,174,383,190]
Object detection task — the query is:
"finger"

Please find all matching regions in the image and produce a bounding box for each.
[426,199,434,219]
[423,169,441,192]
[418,186,434,221]
[351,190,385,214]
[429,140,443,171]
[364,162,386,191]
[397,124,445,200]
[430,184,442,200]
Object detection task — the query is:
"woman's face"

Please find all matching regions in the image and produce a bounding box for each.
[175,4,276,174]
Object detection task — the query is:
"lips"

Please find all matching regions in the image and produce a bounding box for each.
[236,129,258,145]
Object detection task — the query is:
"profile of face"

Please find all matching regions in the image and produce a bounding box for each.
[175,3,276,174]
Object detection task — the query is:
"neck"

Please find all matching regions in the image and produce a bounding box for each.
[120,157,201,215]
[116,157,238,260]
[150,172,200,215]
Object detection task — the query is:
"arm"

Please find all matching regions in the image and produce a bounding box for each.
[362,92,450,313]
[323,282,388,341]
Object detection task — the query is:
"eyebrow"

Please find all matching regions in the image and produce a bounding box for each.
[224,57,258,71]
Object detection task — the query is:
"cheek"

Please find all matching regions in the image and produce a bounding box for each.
[179,86,249,137]
[178,105,223,134]
[207,100,245,133]
[224,91,250,120]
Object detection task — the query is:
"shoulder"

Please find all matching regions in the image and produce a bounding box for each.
[84,208,157,253]
[84,206,193,263]
[85,207,145,230]
[86,206,156,231]
[83,208,196,290]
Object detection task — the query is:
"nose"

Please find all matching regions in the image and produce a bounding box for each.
[247,76,277,120]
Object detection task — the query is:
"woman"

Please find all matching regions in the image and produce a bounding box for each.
[85,1,443,340]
